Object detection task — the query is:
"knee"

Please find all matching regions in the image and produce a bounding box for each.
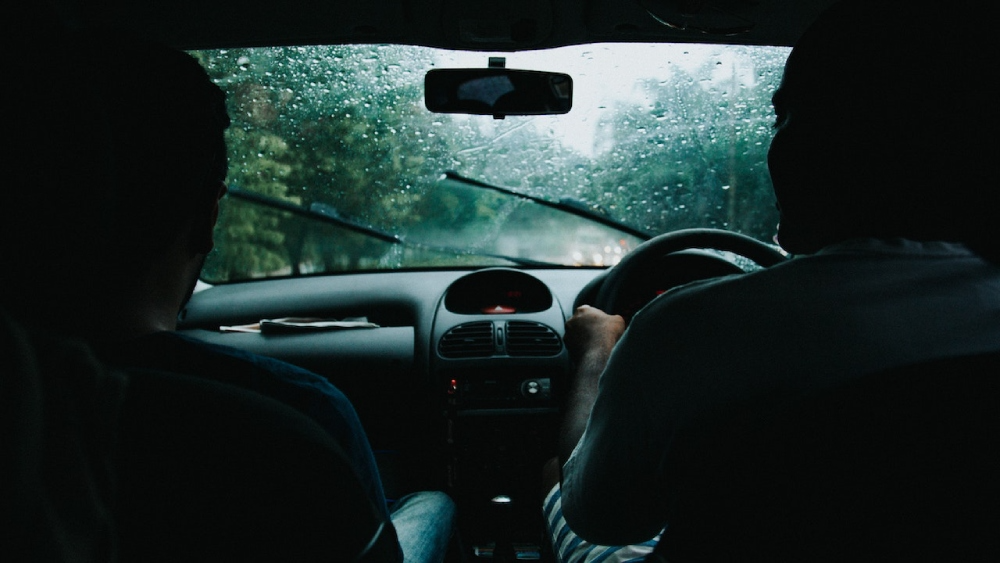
[391,490,456,522]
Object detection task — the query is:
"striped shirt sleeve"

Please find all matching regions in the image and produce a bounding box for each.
[543,483,661,563]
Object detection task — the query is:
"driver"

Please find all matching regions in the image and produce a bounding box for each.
[543,0,1000,560]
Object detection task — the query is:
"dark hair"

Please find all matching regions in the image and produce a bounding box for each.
[82,31,231,256]
[1,29,230,314]
[771,0,997,258]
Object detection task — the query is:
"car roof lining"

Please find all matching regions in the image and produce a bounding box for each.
[51,0,839,51]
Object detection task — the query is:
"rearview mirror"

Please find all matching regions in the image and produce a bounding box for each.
[425,68,572,118]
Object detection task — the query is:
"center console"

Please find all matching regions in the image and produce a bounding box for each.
[432,268,570,560]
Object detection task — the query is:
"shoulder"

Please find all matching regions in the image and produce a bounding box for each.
[628,267,773,329]
[166,331,324,379]
[627,237,980,328]
[109,331,350,402]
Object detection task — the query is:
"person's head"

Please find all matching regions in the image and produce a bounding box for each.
[89,32,231,261]
[2,29,230,325]
[768,0,996,257]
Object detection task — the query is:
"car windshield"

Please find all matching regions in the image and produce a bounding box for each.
[192,42,790,283]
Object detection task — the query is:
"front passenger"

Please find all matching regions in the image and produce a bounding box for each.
[1,29,453,563]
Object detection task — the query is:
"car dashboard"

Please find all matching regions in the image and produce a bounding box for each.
[179,266,601,557]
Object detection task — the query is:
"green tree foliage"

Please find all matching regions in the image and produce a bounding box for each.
[562,47,783,241]
[197,46,444,279]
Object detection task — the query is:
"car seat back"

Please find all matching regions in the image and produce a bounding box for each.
[2,307,399,563]
[1,309,124,562]
[116,368,400,562]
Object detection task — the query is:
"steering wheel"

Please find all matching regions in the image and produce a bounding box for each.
[594,228,787,317]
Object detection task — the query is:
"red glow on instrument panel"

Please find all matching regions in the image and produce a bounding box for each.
[482,305,517,314]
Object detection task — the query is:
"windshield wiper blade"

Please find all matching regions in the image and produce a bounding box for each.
[228,186,401,243]
[442,170,653,240]
[227,185,562,267]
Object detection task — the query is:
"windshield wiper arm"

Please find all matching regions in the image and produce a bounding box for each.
[442,170,653,240]
[226,185,562,267]
[228,186,401,243]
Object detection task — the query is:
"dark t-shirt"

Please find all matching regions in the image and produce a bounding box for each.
[94,330,390,522]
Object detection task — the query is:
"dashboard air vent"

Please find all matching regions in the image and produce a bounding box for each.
[506,321,562,357]
[438,321,495,358]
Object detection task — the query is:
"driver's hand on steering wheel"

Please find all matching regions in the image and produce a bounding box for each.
[564,305,626,367]
[558,305,627,458]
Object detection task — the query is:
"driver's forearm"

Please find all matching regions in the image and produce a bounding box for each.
[557,346,611,465]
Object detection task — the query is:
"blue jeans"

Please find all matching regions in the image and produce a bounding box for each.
[390,490,456,563]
